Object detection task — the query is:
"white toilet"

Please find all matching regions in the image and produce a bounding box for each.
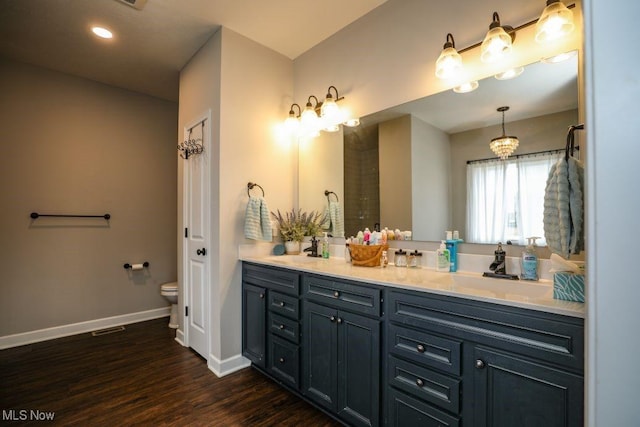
[160,281,178,329]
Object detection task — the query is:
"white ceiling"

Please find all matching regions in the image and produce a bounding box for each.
[0,0,387,101]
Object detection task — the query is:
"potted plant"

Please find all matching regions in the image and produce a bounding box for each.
[271,209,325,254]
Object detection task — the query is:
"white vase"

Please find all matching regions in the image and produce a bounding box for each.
[284,241,301,255]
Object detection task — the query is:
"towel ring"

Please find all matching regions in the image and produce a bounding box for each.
[247,182,265,197]
[565,124,584,160]
[324,190,339,202]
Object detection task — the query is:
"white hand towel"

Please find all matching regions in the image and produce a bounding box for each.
[329,201,345,238]
[244,196,272,241]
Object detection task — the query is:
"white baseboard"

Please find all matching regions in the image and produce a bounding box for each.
[0,307,171,350]
[208,353,251,377]
[175,329,185,346]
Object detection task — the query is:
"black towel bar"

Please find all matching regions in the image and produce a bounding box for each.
[324,190,339,202]
[247,182,265,197]
[30,212,111,220]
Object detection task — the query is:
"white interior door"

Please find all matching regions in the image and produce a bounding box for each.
[183,113,210,359]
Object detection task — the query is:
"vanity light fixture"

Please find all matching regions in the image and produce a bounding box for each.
[284,103,302,135]
[435,33,463,80]
[320,86,343,131]
[453,80,479,94]
[490,106,519,159]
[480,12,515,63]
[300,95,321,136]
[494,66,524,80]
[535,0,575,43]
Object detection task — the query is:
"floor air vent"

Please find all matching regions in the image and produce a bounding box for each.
[91,326,126,336]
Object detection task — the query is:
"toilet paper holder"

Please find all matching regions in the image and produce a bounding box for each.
[123,262,150,270]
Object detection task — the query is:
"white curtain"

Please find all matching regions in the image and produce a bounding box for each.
[467,152,561,245]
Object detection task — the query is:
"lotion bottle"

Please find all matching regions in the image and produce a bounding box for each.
[436,241,451,272]
[520,237,539,280]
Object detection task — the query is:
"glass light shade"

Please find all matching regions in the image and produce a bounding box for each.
[535,1,574,43]
[490,136,519,159]
[541,50,577,64]
[284,115,300,135]
[453,81,479,94]
[300,106,320,133]
[343,118,360,127]
[320,97,342,127]
[435,47,463,80]
[481,26,513,63]
[494,67,524,80]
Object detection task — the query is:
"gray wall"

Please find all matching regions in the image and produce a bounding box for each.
[0,59,178,336]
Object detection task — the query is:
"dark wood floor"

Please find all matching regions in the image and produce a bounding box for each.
[0,318,340,426]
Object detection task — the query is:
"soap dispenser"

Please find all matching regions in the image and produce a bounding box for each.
[322,232,330,259]
[520,237,540,280]
[436,241,451,272]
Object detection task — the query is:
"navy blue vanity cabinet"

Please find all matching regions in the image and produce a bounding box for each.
[386,289,584,427]
[302,274,382,427]
[242,263,301,387]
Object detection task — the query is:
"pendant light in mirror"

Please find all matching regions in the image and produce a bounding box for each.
[481,12,515,63]
[490,106,519,159]
[435,33,463,80]
[453,80,479,93]
[535,0,575,43]
[494,66,524,80]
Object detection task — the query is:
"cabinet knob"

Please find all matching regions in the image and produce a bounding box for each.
[333,291,340,298]
[416,378,424,387]
[475,359,485,369]
[337,317,343,324]
[279,301,285,307]
[279,357,285,363]
[279,324,285,330]
[416,344,425,353]
[330,315,336,322]
[259,293,264,299]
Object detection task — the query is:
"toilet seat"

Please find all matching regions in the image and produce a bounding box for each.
[161,281,178,295]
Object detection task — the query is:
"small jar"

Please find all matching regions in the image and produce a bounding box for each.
[394,249,407,267]
[408,250,423,268]
[380,250,388,268]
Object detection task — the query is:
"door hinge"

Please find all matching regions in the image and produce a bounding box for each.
[185,306,189,317]
[185,227,188,238]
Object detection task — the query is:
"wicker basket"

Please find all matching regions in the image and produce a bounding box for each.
[348,244,388,267]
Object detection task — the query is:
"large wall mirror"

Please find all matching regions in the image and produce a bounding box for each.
[298,53,579,246]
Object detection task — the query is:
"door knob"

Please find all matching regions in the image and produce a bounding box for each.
[196,248,207,256]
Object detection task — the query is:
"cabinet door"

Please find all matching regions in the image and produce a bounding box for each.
[303,301,338,412]
[337,310,380,427]
[242,283,266,369]
[473,346,583,427]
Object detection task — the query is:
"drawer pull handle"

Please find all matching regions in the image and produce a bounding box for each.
[279,301,285,307]
[416,378,424,387]
[337,317,343,324]
[475,359,485,369]
[334,291,340,298]
[279,324,285,330]
[416,344,425,353]
[279,357,285,363]
[330,316,336,322]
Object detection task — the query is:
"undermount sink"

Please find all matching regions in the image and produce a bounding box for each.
[432,273,553,299]
[265,254,324,264]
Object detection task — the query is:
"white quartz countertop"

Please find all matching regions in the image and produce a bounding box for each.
[241,255,585,318]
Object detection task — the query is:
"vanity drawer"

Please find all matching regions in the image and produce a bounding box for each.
[387,290,584,371]
[268,335,299,388]
[388,324,462,376]
[303,274,381,316]
[243,263,300,296]
[388,388,460,427]
[388,355,460,414]
[269,291,299,320]
[268,312,299,344]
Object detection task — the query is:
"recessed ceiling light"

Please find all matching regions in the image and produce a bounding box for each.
[91,26,113,39]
